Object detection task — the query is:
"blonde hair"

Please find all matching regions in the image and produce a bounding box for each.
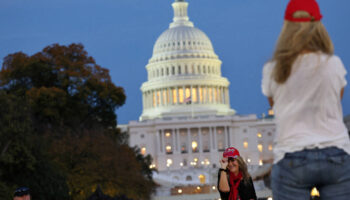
[235,156,251,183]
[272,11,334,84]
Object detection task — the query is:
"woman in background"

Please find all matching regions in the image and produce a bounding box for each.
[218,147,257,200]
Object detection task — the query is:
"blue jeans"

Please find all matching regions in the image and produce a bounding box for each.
[271,147,350,200]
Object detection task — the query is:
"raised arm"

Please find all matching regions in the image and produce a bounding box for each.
[218,158,230,192]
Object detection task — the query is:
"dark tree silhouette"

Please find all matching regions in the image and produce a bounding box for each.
[0,43,155,200]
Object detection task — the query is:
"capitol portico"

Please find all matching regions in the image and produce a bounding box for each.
[126,0,275,199]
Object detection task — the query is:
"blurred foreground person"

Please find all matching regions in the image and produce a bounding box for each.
[261,0,350,199]
[14,187,31,200]
[218,147,257,200]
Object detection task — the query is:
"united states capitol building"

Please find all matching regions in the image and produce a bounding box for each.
[124,0,275,199]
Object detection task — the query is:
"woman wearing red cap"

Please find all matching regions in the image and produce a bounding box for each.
[217,147,257,200]
[262,0,350,199]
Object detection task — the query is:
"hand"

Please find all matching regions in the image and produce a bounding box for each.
[219,157,228,169]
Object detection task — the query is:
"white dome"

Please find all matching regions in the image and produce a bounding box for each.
[139,1,235,121]
[150,26,218,63]
[150,2,217,63]
[153,26,215,54]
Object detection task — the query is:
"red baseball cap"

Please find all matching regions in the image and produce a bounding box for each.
[284,0,322,22]
[223,147,240,158]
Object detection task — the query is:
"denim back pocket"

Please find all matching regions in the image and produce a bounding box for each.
[324,148,349,165]
[327,155,346,165]
[281,154,307,169]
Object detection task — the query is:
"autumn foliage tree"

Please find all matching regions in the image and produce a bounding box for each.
[0,43,155,200]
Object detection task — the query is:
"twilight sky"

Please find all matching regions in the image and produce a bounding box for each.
[0,0,349,124]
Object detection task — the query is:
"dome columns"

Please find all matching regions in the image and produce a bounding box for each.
[142,85,230,109]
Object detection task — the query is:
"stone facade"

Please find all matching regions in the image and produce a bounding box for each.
[124,0,275,199]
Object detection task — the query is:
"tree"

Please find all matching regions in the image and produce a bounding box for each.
[51,132,155,200]
[0,43,156,200]
[0,43,126,133]
[0,91,70,200]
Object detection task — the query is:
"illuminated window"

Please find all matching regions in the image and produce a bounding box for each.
[162,90,167,105]
[257,132,262,138]
[192,87,197,103]
[181,144,187,153]
[268,144,273,151]
[141,147,146,155]
[243,141,248,148]
[214,87,217,102]
[268,109,274,116]
[179,88,184,103]
[192,141,198,152]
[198,174,206,184]
[153,92,156,107]
[172,88,177,104]
[185,87,190,100]
[209,87,213,102]
[203,87,207,102]
[258,144,263,152]
[199,87,203,103]
[166,159,173,167]
[167,89,170,104]
[166,145,172,153]
[156,91,160,105]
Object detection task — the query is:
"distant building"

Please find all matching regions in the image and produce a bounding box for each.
[125,0,275,199]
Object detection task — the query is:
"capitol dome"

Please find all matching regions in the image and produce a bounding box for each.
[151,26,217,62]
[140,0,235,121]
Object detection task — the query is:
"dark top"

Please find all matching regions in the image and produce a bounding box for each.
[217,169,257,200]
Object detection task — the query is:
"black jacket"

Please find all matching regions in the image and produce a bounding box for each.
[217,169,257,200]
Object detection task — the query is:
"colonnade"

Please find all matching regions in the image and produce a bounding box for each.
[148,63,220,79]
[156,126,232,155]
[143,86,229,109]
